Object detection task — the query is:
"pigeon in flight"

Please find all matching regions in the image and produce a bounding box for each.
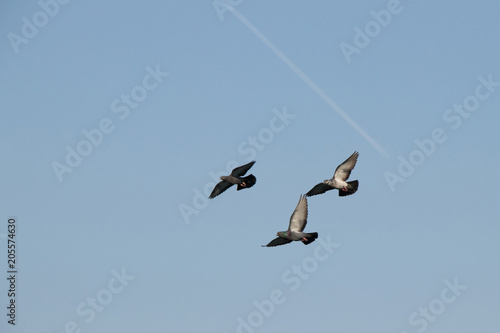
[306,151,359,197]
[262,195,318,247]
[208,161,257,199]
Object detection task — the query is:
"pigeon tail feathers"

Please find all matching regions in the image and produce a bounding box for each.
[301,232,318,245]
[237,174,256,191]
[338,180,358,197]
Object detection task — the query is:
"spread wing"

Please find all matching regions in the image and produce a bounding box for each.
[333,151,359,181]
[306,183,334,197]
[231,161,255,177]
[262,237,293,247]
[208,180,233,199]
[288,195,308,232]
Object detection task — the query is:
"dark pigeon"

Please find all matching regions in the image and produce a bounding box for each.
[208,161,257,199]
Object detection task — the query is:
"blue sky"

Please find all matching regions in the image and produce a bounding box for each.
[1,1,500,332]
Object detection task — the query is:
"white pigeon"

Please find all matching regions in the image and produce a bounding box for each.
[306,151,359,197]
[262,195,318,247]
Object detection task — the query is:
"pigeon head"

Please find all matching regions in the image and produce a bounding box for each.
[277,231,287,238]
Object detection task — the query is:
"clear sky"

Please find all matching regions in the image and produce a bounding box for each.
[1,1,500,332]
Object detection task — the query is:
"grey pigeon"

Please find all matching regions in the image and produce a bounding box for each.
[306,151,359,197]
[262,195,318,247]
[208,161,257,199]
